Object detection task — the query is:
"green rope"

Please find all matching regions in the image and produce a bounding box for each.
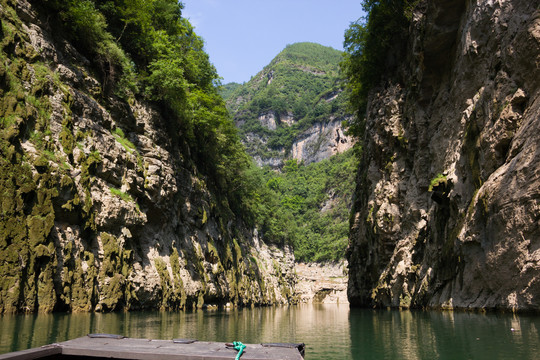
[233,341,246,360]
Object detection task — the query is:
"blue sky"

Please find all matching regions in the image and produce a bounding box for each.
[182,0,365,84]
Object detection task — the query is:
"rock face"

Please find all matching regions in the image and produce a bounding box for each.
[347,0,540,311]
[0,0,295,313]
[248,117,354,167]
[291,119,353,165]
[295,262,348,304]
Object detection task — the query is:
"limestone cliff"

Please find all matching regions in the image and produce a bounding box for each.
[0,0,295,313]
[347,0,540,311]
[295,262,348,304]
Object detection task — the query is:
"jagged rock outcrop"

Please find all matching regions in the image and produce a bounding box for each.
[247,120,354,168]
[248,117,354,167]
[348,0,540,311]
[295,262,348,304]
[0,0,295,313]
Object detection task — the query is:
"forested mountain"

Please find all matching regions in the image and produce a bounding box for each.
[259,153,357,262]
[344,0,540,311]
[223,42,354,167]
[0,0,296,313]
[221,43,358,262]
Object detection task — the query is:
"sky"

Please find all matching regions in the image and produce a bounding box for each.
[182,0,365,84]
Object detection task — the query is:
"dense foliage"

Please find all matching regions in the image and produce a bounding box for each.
[341,0,419,137]
[225,42,350,160]
[219,82,242,101]
[246,150,357,262]
[38,0,253,218]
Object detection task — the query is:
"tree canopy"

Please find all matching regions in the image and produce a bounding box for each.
[249,151,358,262]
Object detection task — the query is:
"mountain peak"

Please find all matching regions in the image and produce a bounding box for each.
[275,42,342,61]
[224,42,353,168]
[266,42,343,78]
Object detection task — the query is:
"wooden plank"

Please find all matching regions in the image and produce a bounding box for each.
[59,337,304,360]
[0,345,62,360]
[0,337,304,360]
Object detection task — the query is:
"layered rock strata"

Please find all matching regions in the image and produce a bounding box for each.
[348,0,540,311]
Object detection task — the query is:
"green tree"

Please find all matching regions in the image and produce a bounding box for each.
[252,150,358,261]
[341,0,419,138]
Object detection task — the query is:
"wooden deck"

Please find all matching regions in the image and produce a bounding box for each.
[0,335,305,360]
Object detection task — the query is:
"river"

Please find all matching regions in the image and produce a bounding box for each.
[1,304,540,359]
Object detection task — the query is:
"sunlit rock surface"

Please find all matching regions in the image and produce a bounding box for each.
[295,262,348,304]
[347,0,540,311]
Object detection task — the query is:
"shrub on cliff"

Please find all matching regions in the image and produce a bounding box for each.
[341,0,420,138]
[38,0,252,221]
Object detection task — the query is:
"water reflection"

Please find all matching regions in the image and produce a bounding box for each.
[1,305,540,359]
[349,309,540,360]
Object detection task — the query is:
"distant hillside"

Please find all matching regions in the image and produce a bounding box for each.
[221,43,358,263]
[224,42,354,167]
[259,151,358,262]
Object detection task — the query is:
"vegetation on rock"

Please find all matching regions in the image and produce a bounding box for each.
[37,0,254,218]
[0,0,295,313]
[341,0,419,138]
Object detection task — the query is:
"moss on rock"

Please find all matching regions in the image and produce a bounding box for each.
[170,248,187,309]
[154,257,172,309]
[96,233,127,311]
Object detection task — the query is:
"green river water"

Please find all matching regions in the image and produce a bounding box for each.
[1,304,540,359]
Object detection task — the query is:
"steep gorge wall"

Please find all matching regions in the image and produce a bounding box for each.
[348,0,540,311]
[0,0,295,313]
